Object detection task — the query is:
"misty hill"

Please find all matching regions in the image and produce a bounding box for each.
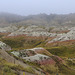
[1,12,75,27]
[0,12,24,27]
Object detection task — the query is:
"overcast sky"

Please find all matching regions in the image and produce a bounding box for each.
[0,0,75,16]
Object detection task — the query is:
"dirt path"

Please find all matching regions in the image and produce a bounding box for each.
[0,49,45,75]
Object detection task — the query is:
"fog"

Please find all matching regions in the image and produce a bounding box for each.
[0,0,75,15]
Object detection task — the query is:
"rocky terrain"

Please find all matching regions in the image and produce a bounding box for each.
[0,13,75,75]
[0,25,70,37]
[11,47,64,66]
[0,25,75,43]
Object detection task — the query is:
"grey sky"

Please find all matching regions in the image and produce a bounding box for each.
[0,0,75,15]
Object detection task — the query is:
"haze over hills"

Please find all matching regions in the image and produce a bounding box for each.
[0,0,75,74]
[0,12,75,27]
[0,12,75,75]
[0,12,25,27]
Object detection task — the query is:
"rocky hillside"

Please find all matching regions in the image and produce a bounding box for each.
[0,25,75,75]
[0,13,75,75]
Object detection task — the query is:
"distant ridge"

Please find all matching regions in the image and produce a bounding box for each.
[0,12,75,27]
[0,12,25,27]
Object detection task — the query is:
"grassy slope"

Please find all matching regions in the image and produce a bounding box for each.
[45,45,75,58]
[0,56,36,75]
[0,35,75,75]
[1,36,45,49]
[0,57,16,75]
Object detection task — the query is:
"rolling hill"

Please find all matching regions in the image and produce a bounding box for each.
[1,12,75,27]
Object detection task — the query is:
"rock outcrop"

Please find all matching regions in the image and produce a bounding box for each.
[48,27,75,43]
[0,41,11,50]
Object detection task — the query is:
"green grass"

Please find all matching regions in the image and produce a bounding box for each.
[58,65,75,75]
[0,57,16,75]
[66,60,75,69]
[0,57,36,74]
[1,36,45,49]
[10,64,35,74]
[46,45,75,58]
